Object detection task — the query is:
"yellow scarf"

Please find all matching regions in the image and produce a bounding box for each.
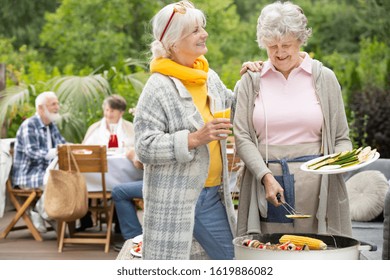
[150,56,209,85]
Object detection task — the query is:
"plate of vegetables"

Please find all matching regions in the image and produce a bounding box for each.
[300,146,379,174]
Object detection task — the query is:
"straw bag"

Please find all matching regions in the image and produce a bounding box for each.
[44,145,88,221]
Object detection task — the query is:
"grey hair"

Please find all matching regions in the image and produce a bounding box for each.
[256,1,312,49]
[35,91,57,111]
[150,1,206,60]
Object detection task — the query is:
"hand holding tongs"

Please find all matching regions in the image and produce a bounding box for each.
[276,193,311,219]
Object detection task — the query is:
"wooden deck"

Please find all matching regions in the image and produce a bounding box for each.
[1,203,384,260]
[0,210,122,260]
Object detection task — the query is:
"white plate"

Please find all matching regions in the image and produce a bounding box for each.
[226,148,235,154]
[107,150,116,156]
[132,234,143,244]
[107,148,124,156]
[72,149,93,155]
[130,248,142,258]
[300,152,380,174]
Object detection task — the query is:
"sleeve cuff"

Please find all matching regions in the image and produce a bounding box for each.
[174,130,194,163]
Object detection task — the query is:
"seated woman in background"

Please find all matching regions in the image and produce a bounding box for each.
[81,95,144,232]
[83,94,141,165]
[83,94,134,149]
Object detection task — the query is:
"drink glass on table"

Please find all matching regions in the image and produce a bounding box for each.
[108,124,119,148]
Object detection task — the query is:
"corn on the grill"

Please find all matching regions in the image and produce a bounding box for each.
[279,235,327,250]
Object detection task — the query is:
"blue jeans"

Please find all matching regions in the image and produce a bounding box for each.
[193,185,234,260]
[112,181,143,240]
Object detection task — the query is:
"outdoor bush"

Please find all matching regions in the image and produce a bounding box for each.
[357,38,389,91]
[350,86,390,158]
[321,52,358,104]
[0,0,389,150]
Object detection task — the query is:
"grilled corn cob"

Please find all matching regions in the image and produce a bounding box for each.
[279,235,327,250]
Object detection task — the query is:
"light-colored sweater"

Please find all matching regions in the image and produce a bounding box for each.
[134,69,236,259]
[234,59,353,237]
[82,118,135,148]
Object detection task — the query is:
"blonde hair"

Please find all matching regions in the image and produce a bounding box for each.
[256,1,312,49]
[150,1,206,60]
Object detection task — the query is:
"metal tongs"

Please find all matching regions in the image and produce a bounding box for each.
[276,193,311,219]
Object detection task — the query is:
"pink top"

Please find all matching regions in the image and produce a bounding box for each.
[253,52,323,145]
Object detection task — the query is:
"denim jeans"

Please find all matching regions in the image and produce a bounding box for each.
[111,180,143,240]
[193,185,234,260]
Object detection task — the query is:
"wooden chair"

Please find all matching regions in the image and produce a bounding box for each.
[56,144,114,253]
[226,136,241,173]
[0,146,44,241]
[227,145,241,173]
[133,198,144,210]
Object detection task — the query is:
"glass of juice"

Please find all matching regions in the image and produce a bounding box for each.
[213,98,232,136]
[108,124,119,148]
[213,98,232,119]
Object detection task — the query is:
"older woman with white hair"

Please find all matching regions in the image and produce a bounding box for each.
[134,1,236,259]
[234,1,353,237]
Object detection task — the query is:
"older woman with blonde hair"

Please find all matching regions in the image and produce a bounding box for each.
[134,1,237,259]
[234,1,353,237]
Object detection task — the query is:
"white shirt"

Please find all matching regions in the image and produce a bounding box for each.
[83,117,132,148]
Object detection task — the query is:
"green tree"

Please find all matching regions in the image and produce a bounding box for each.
[40,0,161,70]
[1,0,389,151]
[233,0,269,21]
[0,0,60,49]
[197,0,241,64]
[321,51,358,104]
[350,87,390,157]
[356,38,389,91]
[356,0,390,46]
[304,1,361,55]
[194,0,261,88]
[0,62,147,142]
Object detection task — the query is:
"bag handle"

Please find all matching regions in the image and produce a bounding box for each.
[66,144,81,173]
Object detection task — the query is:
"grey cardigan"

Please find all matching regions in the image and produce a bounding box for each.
[134,69,236,259]
[234,59,353,237]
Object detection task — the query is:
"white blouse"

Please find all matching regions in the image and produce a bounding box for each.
[83,117,133,148]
